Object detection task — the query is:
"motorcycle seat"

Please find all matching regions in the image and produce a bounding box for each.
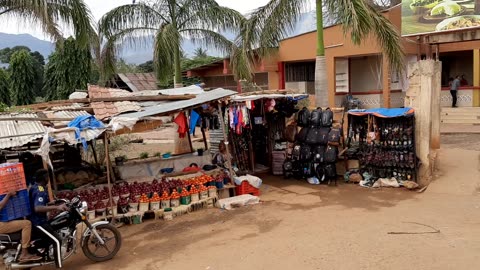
[0,232,21,243]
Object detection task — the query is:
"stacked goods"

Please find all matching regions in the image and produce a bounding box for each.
[160,191,171,209]
[170,190,180,207]
[284,107,339,183]
[199,185,208,200]
[95,201,106,217]
[190,185,199,202]
[139,194,150,211]
[272,151,286,175]
[0,163,30,222]
[150,192,161,210]
[180,188,191,205]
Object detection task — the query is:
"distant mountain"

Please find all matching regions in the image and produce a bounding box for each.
[0,10,330,65]
[0,33,54,60]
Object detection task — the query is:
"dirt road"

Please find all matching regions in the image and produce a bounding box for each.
[45,135,480,269]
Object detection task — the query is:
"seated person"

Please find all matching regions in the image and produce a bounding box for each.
[0,191,41,262]
[212,141,231,169]
[29,169,68,268]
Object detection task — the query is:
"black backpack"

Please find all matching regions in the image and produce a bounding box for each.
[315,164,326,182]
[314,145,326,163]
[324,145,338,163]
[324,164,337,179]
[318,127,331,145]
[292,144,302,160]
[305,128,321,145]
[295,127,310,142]
[283,160,293,178]
[310,108,323,127]
[322,108,333,127]
[297,107,310,127]
[300,145,312,161]
[328,128,341,146]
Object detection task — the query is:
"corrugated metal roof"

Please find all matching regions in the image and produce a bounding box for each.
[0,113,47,149]
[51,104,85,110]
[48,110,91,127]
[118,88,236,119]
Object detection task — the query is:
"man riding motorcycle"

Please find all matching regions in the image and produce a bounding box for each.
[29,169,68,268]
[0,191,41,262]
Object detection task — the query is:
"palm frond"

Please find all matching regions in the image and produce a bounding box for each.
[154,24,180,84]
[99,3,164,38]
[0,0,94,46]
[325,0,404,72]
[178,0,243,32]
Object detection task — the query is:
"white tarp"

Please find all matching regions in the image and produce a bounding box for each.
[216,194,260,210]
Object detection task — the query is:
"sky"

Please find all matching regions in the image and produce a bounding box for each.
[0,0,280,40]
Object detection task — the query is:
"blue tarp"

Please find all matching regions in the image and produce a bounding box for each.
[348,107,414,118]
[67,115,105,148]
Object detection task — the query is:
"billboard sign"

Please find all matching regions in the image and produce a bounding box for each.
[402,0,480,36]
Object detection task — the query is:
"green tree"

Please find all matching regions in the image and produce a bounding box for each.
[43,37,92,100]
[9,50,35,105]
[138,60,154,73]
[193,48,208,59]
[0,0,94,46]
[0,68,10,105]
[115,58,139,73]
[236,0,403,107]
[99,0,243,86]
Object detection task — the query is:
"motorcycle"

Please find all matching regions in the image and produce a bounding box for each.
[0,196,122,269]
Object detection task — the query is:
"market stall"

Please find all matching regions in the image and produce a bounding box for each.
[344,108,418,187]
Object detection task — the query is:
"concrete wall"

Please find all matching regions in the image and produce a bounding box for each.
[285,81,315,94]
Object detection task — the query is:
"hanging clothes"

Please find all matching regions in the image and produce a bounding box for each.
[237,106,243,134]
[174,112,188,138]
[189,110,200,135]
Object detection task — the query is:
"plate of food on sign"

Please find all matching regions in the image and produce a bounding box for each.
[419,1,467,23]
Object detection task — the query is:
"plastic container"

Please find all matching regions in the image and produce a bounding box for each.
[235,181,260,196]
[180,196,191,205]
[139,202,149,212]
[208,188,217,198]
[170,198,180,208]
[150,202,160,210]
[161,199,171,209]
[0,163,27,194]
[163,209,173,221]
[191,192,199,202]
[87,210,96,220]
[200,191,208,200]
[128,202,138,212]
[108,207,117,217]
[0,189,31,222]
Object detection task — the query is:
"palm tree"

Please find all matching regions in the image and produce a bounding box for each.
[194,48,208,59]
[0,0,94,46]
[235,0,404,107]
[99,0,243,86]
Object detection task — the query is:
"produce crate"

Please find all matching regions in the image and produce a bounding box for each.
[0,163,27,194]
[235,181,260,196]
[0,189,31,222]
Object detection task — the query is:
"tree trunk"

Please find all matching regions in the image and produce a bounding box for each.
[315,0,328,107]
[315,56,329,107]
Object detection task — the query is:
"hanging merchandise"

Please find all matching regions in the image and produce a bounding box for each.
[310,108,323,127]
[297,107,311,127]
[322,108,334,127]
[189,110,200,135]
[174,112,188,138]
[346,108,417,183]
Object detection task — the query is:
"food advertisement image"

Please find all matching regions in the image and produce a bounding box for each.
[402,0,480,36]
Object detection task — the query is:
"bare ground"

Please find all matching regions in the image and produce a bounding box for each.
[40,135,480,270]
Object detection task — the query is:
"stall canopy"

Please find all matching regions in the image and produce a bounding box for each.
[231,93,309,102]
[348,108,415,118]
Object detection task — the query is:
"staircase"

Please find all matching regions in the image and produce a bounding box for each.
[441,107,480,125]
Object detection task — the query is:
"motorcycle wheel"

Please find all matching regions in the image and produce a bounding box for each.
[82,224,122,262]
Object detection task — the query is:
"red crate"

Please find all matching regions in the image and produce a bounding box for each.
[0,163,27,194]
[235,181,260,196]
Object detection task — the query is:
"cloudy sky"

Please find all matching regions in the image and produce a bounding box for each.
[0,0,302,40]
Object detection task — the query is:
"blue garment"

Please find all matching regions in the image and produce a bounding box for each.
[348,107,414,118]
[29,183,49,226]
[189,110,200,135]
[67,115,105,149]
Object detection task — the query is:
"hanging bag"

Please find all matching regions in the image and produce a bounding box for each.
[328,128,341,146]
[324,145,338,163]
[324,164,337,179]
[295,127,310,142]
[300,144,312,161]
[292,144,302,160]
[315,164,326,182]
[305,127,321,145]
[310,108,323,127]
[322,107,334,127]
[318,127,331,145]
[297,107,311,127]
[314,145,326,163]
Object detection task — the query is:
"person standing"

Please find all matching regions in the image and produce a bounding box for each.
[451,75,461,108]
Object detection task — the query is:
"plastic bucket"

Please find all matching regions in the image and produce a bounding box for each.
[139,202,149,212]
[129,203,138,212]
[170,198,180,208]
[208,188,217,198]
[150,202,160,210]
[161,200,171,209]
[180,196,191,205]
[87,210,95,220]
[200,191,208,200]
[191,193,199,202]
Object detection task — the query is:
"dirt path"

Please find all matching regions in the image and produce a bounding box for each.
[41,141,480,270]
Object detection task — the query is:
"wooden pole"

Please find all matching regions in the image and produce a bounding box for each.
[201,127,208,150]
[217,103,235,179]
[42,160,54,201]
[90,141,99,166]
[186,111,194,153]
[104,133,115,218]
